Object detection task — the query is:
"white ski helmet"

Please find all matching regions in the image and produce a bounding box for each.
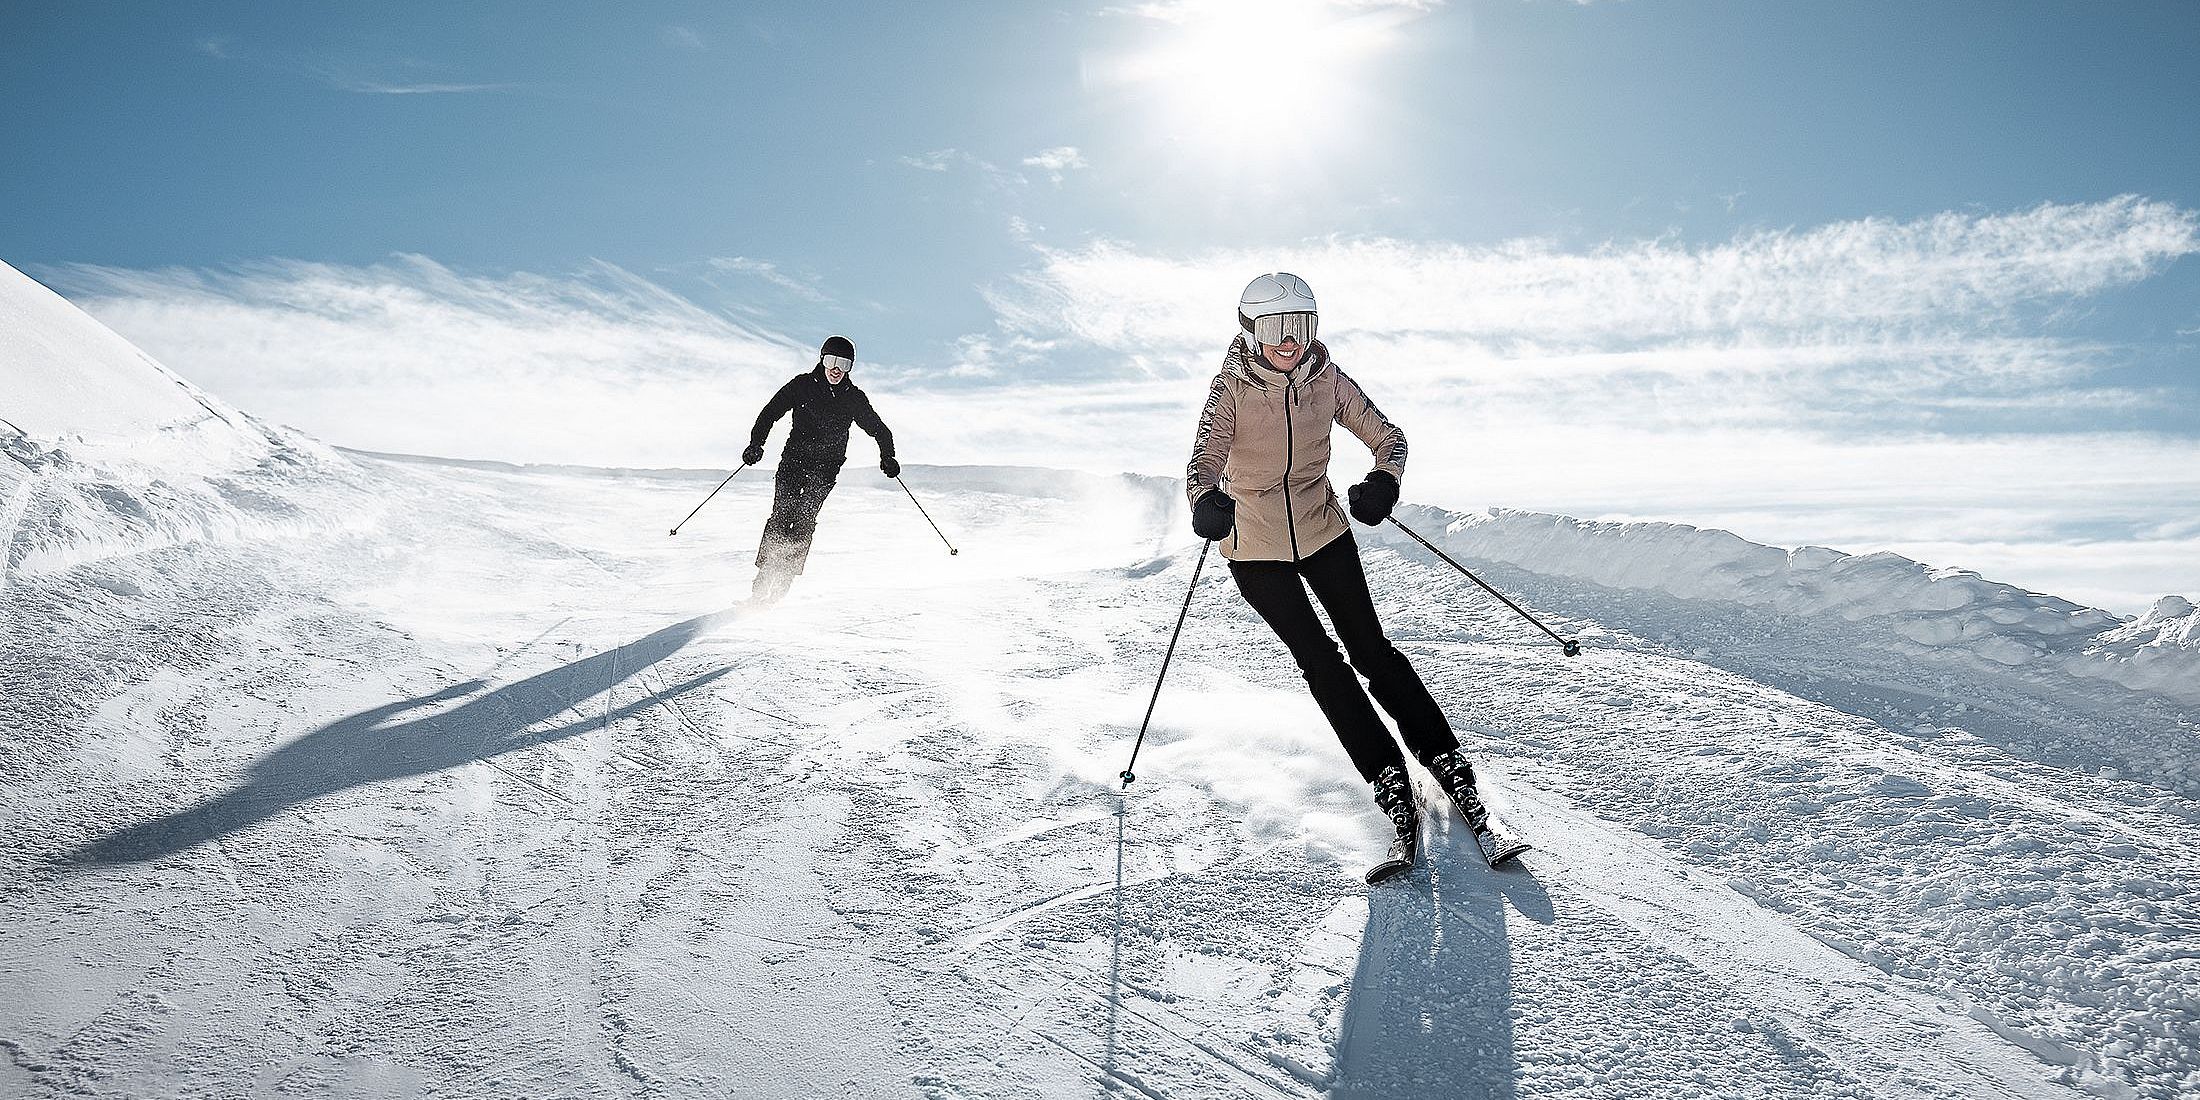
[1237,272,1318,347]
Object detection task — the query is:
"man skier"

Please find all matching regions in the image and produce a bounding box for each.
[742,335,898,603]
[1184,273,1528,883]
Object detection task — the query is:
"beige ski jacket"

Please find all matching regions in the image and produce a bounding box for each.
[1185,336,1408,562]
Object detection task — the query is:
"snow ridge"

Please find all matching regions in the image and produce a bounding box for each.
[0,259,372,589]
[0,260,242,449]
[1372,504,2200,707]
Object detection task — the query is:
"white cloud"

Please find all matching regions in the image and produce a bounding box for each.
[706,256,833,304]
[336,80,516,95]
[989,197,2197,359]
[193,39,514,95]
[903,148,1071,191]
[44,256,801,467]
[900,150,959,173]
[973,197,2200,452]
[1020,146,1089,185]
[305,54,518,96]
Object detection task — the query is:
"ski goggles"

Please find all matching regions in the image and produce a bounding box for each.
[1246,312,1317,348]
[821,354,853,373]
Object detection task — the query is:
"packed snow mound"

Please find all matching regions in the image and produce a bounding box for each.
[0,260,257,458]
[1372,505,2200,706]
[2079,595,2200,701]
[1,258,365,590]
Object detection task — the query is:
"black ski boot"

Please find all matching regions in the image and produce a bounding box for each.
[1364,765,1419,884]
[1425,750,1532,867]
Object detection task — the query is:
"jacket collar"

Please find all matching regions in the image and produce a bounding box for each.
[808,363,853,394]
[1223,334,1330,390]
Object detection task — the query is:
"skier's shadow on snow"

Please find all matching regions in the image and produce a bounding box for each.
[67,608,746,867]
[1329,817,1555,1099]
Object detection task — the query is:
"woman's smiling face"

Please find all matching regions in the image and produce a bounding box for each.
[1258,338,1304,372]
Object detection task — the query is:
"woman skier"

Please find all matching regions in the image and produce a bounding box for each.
[1184,273,1528,882]
[742,335,898,603]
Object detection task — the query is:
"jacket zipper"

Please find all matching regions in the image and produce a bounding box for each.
[1281,378,1300,561]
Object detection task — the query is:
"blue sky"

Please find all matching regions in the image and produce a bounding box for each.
[4,1,2198,610]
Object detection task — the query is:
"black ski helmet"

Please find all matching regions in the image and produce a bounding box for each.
[819,335,855,362]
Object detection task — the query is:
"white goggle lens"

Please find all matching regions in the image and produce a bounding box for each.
[822,355,853,373]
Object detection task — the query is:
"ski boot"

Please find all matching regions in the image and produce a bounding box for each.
[1364,765,1419,884]
[1425,750,1532,867]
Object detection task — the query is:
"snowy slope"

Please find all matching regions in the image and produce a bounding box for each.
[0,259,239,448]
[3,457,2193,1099]
[0,259,368,594]
[4,285,2198,1099]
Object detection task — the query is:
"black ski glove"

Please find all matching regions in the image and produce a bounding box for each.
[742,442,765,466]
[1191,489,1235,541]
[881,456,900,479]
[1347,470,1399,526]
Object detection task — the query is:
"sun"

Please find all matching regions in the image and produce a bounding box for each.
[1090,0,1417,161]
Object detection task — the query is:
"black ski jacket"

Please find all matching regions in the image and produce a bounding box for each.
[748,366,895,470]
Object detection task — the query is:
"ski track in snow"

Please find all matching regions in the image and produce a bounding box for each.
[4,456,2196,1099]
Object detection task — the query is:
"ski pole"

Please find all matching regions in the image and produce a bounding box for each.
[1120,540,1210,788]
[1387,517,1581,657]
[668,463,749,536]
[895,475,959,556]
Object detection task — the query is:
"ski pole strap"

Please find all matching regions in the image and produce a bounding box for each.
[669,463,748,536]
[1387,517,1581,657]
[896,476,959,555]
[1121,540,1210,787]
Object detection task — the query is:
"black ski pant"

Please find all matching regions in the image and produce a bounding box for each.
[755,461,840,578]
[1227,532,1461,783]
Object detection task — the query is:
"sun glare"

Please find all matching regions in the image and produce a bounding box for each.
[1093,0,1414,159]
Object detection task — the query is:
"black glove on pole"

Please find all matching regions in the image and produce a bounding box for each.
[896,475,958,555]
[669,463,750,536]
[1347,470,1399,525]
[1121,539,1210,788]
[1387,516,1582,657]
[1191,490,1235,540]
[880,456,901,479]
[742,442,765,467]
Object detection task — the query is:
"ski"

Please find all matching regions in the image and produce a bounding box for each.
[1364,853,1416,884]
[1464,798,1532,867]
[1473,828,1532,867]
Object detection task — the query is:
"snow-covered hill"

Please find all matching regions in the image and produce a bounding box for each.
[3,272,2196,1099]
[0,260,368,596]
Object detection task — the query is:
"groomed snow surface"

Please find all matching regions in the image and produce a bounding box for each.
[6,452,2196,1099]
[5,267,2199,1099]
